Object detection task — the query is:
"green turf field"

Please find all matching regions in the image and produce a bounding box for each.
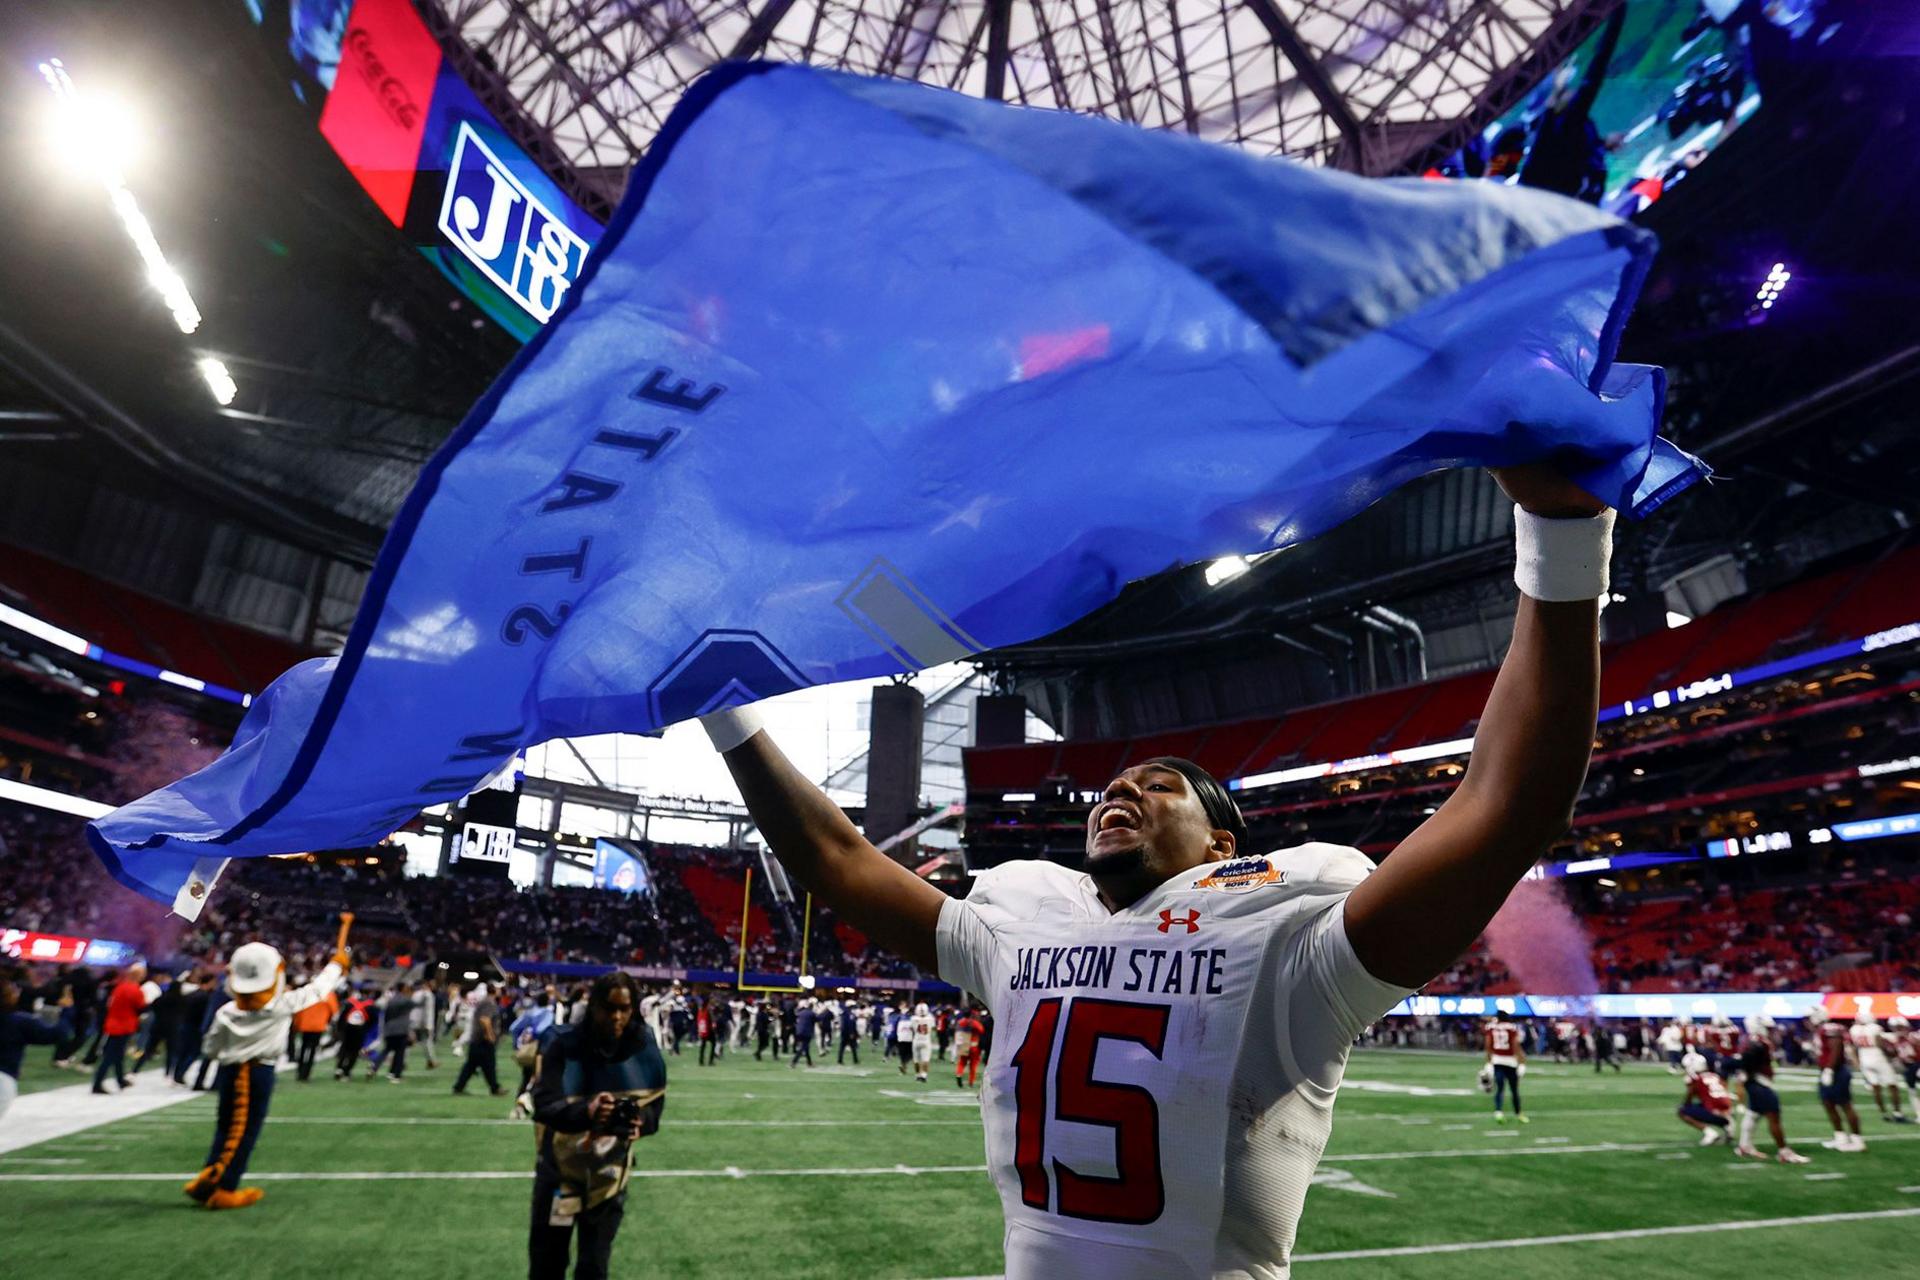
[3,1048,1917,1277]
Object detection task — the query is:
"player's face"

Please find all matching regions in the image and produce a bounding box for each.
[1084,764,1231,882]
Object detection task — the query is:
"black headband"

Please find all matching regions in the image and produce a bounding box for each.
[1142,756,1248,851]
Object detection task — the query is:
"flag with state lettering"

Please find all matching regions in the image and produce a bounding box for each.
[89,63,1708,911]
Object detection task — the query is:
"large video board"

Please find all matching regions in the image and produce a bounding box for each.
[247,0,604,341]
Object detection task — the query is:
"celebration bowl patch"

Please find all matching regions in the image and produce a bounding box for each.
[1195,857,1285,893]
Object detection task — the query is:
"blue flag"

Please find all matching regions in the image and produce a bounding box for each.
[91,63,1707,910]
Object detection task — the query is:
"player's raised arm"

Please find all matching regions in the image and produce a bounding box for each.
[700,707,948,971]
[1343,464,1609,988]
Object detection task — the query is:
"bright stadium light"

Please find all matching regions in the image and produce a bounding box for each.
[44,73,142,181]
[196,356,237,405]
[1205,555,1250,586]
[40,59,202,335]
[1750,263,1792,319]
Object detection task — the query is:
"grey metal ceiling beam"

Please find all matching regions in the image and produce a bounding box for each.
[1700,344,1920,459]
[730,0,801,59]
[0,321,382,567]
[984,0,1013,101]
[1241,0,1367,172]
[982,540,1511,667]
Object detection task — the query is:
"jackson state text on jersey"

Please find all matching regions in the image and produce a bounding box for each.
[937,845,1413,1280]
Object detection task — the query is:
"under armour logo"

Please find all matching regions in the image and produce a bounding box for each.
[1157,909,1200,934]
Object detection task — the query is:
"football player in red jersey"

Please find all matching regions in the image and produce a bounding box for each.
[1731,1016,1809,1164]
[954,1007,986,1089]
[1677,1051,1735,1147]
[1483,1015,1528,1124]
[1812,1007,1866,1152]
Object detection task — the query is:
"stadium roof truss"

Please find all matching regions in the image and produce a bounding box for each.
[421,0,1620,220]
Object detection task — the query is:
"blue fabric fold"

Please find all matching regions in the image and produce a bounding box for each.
[90,62,1708,904]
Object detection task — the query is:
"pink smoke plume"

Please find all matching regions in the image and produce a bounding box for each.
[1482,876,1599,997]
[89,703,224,959]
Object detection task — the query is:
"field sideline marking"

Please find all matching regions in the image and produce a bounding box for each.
[0,1083,202,1155]
[1325,1131,1920,1163]
[920,1206,1920,1278]
[0,1163,993,1183]
[103,1115,981,1128]
[1290,1207,1920,1262]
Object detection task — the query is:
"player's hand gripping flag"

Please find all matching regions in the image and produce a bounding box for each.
[90,63,1707,912]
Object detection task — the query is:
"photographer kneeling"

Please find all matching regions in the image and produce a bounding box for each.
[529,972,666,1280]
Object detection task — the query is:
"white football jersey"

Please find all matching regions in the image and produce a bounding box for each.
[937,844,1413,1280]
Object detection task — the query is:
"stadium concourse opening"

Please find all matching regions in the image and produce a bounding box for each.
[4,1,1920,1278]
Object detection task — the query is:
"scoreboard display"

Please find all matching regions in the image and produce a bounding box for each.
[446,782,519,878]
[248,0,603,342]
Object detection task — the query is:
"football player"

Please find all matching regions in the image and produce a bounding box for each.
[1656,1019,1685,1072]
[1677,1051,1735,1147]
[1483,1014,1528,1124]
[699,467,1620,1278]
[1812,1007,1866,1152]
[1890,1015,1919,1117]
[1851,1011,1909,1123]
[1705,1014,1740,1077]
[1731,1015,1809,1164]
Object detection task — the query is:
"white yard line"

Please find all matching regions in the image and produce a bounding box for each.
[0,1083,204,1155]
[922,1209,1920,1279]
[0,1163,993,1183]
[96,1115,979,1128]
[1290,1207,1920,1262]
[1323,1132,1920,1164]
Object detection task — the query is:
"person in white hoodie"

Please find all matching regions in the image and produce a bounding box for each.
[184,939,345,1210]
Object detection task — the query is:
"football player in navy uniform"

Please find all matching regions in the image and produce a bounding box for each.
[1731,1016,1809,1164]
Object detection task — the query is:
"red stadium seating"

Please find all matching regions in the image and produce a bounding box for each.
[1297,683,1430,762]
[1390,670,1495,746]
[677,863,774,952]
[1052,740,1131,789]
[0,543,315,692]
[965,541,1920,796]
[1187,717,1282,780]
[1811,544,1920,643]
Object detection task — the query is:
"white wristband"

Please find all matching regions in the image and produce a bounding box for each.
[1514,506,1615,602]
[699,703,766,754]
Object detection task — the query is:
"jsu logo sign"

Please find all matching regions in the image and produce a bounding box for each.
[437,122,590,323]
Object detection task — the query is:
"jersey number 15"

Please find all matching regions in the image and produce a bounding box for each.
[1011,996,1171,1225]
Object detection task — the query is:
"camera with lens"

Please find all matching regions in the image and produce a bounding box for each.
[603,1095,644,1133]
